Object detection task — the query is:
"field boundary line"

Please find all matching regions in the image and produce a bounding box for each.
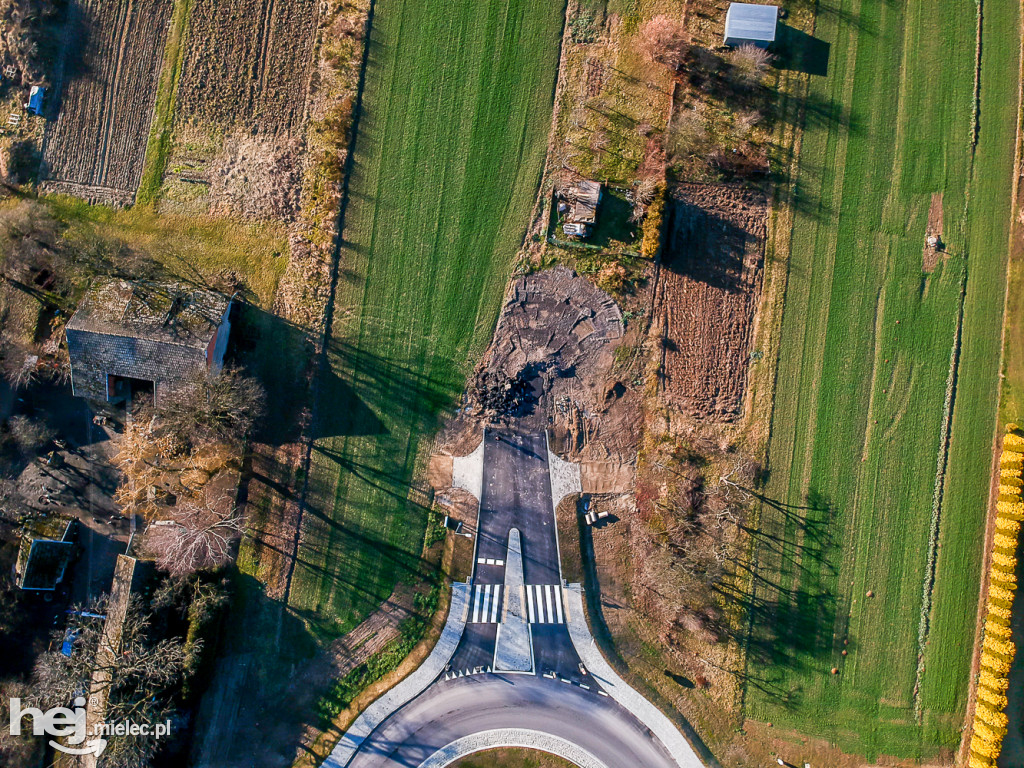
[958,7,1024,764]
[912,261,966,719]
[282,0,376,613]
[736,0,819,721]
[137,0,193,205]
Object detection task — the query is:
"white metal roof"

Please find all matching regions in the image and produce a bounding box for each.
[725,3,778,42]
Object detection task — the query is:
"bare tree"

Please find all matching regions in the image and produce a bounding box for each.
[731,109,762,141]
[630,176,661,222]
[30,595,189,768]
[727,43,773,87]
[666,105,709,164]
[0,680,41,765]
[149,491,244,577]
[114,418,176,519]
[157,368,266,451]
[639,15,689,71]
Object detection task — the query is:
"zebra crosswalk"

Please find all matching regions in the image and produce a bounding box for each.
[467,583,566,624]
[469,583,503,623]
[525,584,565,624]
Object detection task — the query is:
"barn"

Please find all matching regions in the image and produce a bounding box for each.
[65,279,233,407]
[724,3,779,48]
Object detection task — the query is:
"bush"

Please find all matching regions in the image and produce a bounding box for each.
[727,43,772,88]
[5,139,38,184]
[640,182,666,259]
[638,15,688,70]
[4,414,54,455]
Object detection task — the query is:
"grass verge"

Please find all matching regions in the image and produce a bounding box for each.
[136,0,193,206]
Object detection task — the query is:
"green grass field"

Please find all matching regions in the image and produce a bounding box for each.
[288,0,565,636]
[745,0,1020,759]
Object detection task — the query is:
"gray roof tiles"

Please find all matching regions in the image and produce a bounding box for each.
[66,279,229,350]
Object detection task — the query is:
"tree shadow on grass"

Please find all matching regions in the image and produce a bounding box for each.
[190,570,322,768]
[707,488,841,706]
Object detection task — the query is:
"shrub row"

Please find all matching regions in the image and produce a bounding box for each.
[640,182,666,260]
[968,428,1024,767]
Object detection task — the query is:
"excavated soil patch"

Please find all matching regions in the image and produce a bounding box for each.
[465,266,623,429]
[435,266,636,475]
[657,183,767,422]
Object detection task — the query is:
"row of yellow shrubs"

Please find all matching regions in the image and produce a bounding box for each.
[968,428,1024,768]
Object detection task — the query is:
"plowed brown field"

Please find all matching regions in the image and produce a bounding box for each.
[656,183,767,421]
[40,0,173,202]
[176,0,318,134]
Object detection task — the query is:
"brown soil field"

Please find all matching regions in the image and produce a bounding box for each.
[176,0,318,135]
[39,0,173,202]
[164,0,320,218]
[656,183,767,421]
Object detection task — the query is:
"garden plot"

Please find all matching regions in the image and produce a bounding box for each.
[163,0,319,218]
[39,0,173,204]
[177,0,317,134]
[657,183,766,421]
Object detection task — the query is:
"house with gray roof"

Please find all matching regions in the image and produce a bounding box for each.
[65,279,233,406]
[724,2,778,47]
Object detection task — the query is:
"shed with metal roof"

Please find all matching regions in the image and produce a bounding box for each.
[724,3,778,47]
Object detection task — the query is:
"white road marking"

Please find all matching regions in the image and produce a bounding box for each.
[490,586,500,623]
[473,585,482,623]
[522,586,566,624]
[481,584,492,621]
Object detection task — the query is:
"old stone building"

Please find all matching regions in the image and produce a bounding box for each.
[65,279,233,406]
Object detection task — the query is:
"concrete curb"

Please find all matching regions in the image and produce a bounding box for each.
[564,583,705,768]
[417,728,608,768]
[324,583,472,768]
[452,437,485,501]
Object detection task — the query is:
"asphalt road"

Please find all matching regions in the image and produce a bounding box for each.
[343,429,683,767]
[345,674,679,768]
[449,428,579,677]
[474,430,560,584]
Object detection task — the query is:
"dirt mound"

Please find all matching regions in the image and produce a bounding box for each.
[656,183,767,422]
[466,266,623,425]
[491,266,623,378]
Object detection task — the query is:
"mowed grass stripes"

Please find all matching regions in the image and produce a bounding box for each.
[746,0,1019,758]
[289,0,564,636]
